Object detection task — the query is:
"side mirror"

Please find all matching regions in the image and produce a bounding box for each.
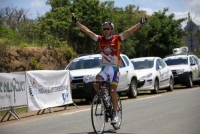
[190,63,195,66]
[157,65,162,70]
[158,65,162,69]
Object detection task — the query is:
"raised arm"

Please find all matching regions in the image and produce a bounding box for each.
[122,16,150,39]
[71,13,96,40]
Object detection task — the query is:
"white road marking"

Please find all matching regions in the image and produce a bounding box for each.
[137,95,162,100]
[61,95,163,115]
[61,88,200,115]
[61,108,91,115]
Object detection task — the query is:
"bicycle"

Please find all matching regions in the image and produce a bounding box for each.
[89,79,122,134]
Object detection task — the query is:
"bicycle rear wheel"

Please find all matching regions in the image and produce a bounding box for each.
[91,94,105,134]
[112,93,122,130]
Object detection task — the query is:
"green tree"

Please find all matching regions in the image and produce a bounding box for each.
[39,0,148,56]
[110,5,147,58]
[46,0,71,9]
[0,5,38,44]
[0,26,21,46]
[35,7,72,48]
[68,0,110,54]
[145,8,186,58]
[37,0,109,53]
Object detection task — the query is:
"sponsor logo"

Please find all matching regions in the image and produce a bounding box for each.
[29,78,37,97]
[104,46,112,54]
[103,46,116,55]
[62,93,68,101]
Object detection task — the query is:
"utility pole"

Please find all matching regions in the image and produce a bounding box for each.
[184,12,199,52]
[188,12,193,52]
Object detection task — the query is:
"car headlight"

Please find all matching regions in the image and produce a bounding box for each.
[83,74,96,83]
[176,69,184,74]
[139,73,152,80]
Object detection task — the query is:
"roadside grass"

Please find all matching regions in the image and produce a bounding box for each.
[174,84,184,88]
[0,107,28,118]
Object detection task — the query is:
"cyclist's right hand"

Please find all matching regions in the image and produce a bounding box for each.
[71,13,77,23]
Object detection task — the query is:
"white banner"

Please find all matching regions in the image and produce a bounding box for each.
[0,72,26,108]
[26,70,72,111]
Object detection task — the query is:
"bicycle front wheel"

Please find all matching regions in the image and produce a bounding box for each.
[91,94,105,134]
[112,93,122,130]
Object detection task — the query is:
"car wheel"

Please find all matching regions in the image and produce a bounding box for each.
[128,78,137,98]
[167,77,174,92]
[186,74,193,88]
[151,79,159,94]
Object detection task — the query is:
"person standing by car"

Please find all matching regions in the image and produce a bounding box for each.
[71,13,150,124]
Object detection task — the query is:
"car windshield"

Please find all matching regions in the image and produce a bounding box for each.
[131,59,154,70]
[164,58,188,65]
[66,58,101,70]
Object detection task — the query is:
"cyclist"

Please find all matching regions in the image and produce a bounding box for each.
[71,13,150,124]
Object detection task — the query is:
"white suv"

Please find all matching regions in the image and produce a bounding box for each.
[65,54,138,102]
[163,54,200,88]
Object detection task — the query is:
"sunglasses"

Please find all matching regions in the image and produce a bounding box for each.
[103,28,111,31]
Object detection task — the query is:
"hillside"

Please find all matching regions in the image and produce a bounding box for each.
[0,46,71,73]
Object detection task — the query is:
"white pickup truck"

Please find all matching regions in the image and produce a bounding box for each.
[163,47,200,88]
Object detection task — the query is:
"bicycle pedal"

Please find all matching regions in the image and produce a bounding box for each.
[111,122,117,125]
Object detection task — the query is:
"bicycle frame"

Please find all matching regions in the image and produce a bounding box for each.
[92,80,111,104]
[89,80,122,134]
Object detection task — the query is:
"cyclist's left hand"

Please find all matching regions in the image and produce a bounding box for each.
[140,15,150,25]
[71,13,77,23]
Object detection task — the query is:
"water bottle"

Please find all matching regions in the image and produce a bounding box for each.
[106,96,111,106]
[100,86,110,106]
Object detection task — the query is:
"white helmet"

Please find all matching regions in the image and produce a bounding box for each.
[102,21,114,29]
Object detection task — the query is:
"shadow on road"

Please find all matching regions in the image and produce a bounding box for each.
[72,129,135,134]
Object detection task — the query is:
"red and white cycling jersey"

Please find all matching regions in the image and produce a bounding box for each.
[96,35,122,67]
